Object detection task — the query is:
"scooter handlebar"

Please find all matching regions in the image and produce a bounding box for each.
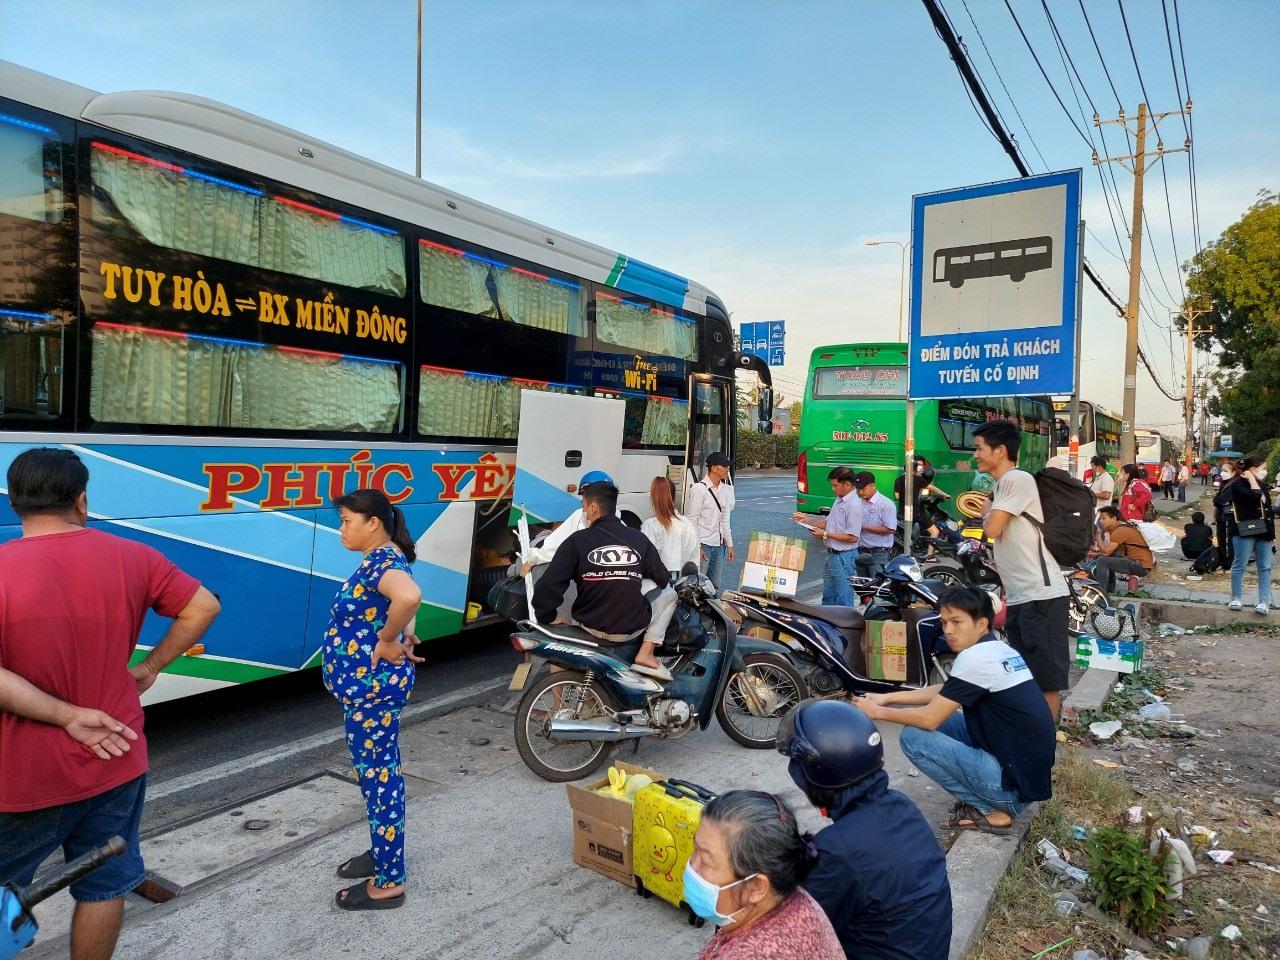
[19,837,126,911]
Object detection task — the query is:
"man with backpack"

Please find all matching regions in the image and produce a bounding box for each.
[973,419,1071,721]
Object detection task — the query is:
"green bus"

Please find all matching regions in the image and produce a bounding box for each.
[796,342,1056,515]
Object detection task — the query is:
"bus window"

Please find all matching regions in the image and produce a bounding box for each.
[689,379,728,478]
[417,364,584,440]
[1,107,74,423]
[88,141,406,297]
[593,294,698,361]
[811,365,906,398]
[90,323,404,432]
[418,239,584,337]
[594,390,689,449]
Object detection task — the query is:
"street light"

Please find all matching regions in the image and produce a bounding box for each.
[865,239,909,342]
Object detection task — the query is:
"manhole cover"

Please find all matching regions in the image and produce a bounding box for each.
[243,819,271,831]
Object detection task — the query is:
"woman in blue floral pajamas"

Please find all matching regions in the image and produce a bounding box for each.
[324,489,422,911]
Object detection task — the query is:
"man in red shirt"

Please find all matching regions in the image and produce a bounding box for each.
[0,448,220,960]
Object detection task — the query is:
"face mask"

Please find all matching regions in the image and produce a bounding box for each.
[1257,468,1268,481]
[682,862,757,926]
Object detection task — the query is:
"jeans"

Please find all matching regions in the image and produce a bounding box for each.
[822,549,859,606]
[856,546,892,580]
[1177,483,1186,502]
[1086,556,1148,594]
[899,714,1025,817]
[1231,535,1274,605]
[702,543,727,590]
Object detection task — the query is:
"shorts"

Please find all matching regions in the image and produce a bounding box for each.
[1004,597,1070,692]
[0,775,147,903]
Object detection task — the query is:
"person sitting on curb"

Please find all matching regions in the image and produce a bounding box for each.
[853,587,1055,834]
[1181,511,1214,560]
[778,699,952,960]
[1088,506,1155,595]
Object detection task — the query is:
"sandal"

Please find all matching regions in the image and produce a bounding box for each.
[336,851,375,879]
[335,881,405,911]
[948,804,1012,835]
[631,663,673,681]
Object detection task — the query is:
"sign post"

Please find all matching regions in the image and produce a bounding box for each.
[907,170,1083,544]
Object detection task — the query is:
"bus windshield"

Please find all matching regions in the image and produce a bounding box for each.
[812,365,906,398]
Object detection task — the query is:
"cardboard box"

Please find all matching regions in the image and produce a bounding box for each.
[1074,635,1144,674]
[739,562,802,597]
[565,761,665,885]
[745,532,808,571]
[864,620,908,681]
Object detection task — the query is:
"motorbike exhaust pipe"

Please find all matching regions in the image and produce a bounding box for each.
[546,718,655,742]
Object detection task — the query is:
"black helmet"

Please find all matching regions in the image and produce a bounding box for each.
[776,699,884,792]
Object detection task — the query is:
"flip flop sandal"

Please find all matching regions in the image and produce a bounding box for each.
[336,851,375,879]
[950,805,1012,835]
[335,881,405,911]
[631,663,673,681]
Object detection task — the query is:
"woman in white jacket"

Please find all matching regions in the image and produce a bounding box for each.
[641,477,700,582]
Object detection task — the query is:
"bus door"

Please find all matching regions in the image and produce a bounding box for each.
[684,375,733,501]
[513,391,625,525]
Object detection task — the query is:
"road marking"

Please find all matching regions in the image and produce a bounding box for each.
[146,675,508,802]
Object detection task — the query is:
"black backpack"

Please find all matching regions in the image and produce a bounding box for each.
[1022,467,1096,575]
[1191,546,1222,574]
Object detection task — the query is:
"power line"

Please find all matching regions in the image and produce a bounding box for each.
[1171,0,1203,252]
[1002,0,1093,150]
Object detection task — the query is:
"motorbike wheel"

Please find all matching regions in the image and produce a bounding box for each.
[1069,583,1112,635]
[928,652,957,685]
[921,564,968,589]
[514,670,618,782]
[715,653,808,749]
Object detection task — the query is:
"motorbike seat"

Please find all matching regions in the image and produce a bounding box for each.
[774,597,864,629]
[530,623,645,659]
[919,578,949,597]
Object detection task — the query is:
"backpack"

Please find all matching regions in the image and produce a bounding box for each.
[1191,546,1221,575]
[1022,467,1095,572]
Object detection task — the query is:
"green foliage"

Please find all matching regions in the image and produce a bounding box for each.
[788,400,802,433]
[1250,437,1280,461]
[1085,826,1170,938]
[1186,190,1280,451]
[1267,442,1280,481]
[735,430,798,469]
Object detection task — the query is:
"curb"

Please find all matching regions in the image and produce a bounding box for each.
[947,665,1117,958]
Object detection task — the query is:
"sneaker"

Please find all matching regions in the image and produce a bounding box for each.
[1256,603,1270,616]
[1229,600,1242,612]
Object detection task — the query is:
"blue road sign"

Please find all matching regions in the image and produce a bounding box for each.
[739,322,756,349]
[768,321,785,346]
[908,169,1081,399]
[768,346,785,366]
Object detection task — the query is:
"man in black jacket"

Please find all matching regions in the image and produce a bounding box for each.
[533,482,676,679]
[778,699,952,960]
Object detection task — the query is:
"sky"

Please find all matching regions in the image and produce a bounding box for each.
[3,0,1277,436]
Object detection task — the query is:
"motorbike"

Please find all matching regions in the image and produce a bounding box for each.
[894,492,984,555]
[722,556,961,700]
[919,538,1111,635]
[499,564,807,782]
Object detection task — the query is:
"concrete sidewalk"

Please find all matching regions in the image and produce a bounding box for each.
[29,689,958,960]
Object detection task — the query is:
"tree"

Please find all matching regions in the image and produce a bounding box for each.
[1184,189,1280,450]
[788,400,802,432]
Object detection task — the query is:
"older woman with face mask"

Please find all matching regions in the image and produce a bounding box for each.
[689,791,842,960]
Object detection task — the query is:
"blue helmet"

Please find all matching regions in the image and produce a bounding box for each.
[777,699,884,792]
[578,469,613,492]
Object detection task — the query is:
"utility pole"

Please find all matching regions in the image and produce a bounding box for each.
[415,0,423,178]
[1175,299,1212,462]
[1094,102,1191,465]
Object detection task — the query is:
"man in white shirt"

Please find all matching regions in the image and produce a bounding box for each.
[973,419,1070,721]
[520,469,615,573]
[686,452,736,589]
[1088,456,1115,513]
[852,471,897,579]
[1176,460,1191,503]
[793,466,862,605]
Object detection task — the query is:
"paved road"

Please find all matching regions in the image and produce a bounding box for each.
[140,473,821,831]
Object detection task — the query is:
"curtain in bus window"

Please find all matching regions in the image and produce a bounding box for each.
[259,201,406,298]
[417,366,582,439]
[91,148,261,265]
[0,123,62,222]
[89,326,400,431]
[0,332,63,415]
[595,298,697,359]
[90,148,407,297]
[492,269,580,335]
[419,245,498,318]
[640,398,688,447]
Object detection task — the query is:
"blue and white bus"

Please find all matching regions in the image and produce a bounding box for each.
[0,60,766,703]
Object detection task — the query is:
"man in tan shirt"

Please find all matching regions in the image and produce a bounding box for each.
[1088,506,1154,593]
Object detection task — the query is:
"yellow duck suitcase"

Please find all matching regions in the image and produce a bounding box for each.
[632,779,716,926]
